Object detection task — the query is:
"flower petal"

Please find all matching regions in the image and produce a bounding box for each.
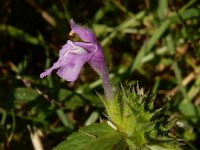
[74,42,105,74]
[56,53,92,81]
[60,40,88,57]
[40,61,60,78]
[70,19,97,43]
[74,42,97,53]
[40,40,93,81]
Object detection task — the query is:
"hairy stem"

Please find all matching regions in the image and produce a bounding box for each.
[100,66,113,100]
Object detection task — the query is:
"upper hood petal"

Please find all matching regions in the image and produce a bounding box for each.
[70,19,97,43]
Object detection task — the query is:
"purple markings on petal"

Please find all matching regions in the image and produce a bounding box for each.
[56,53,92,81]
[70,19,97,43]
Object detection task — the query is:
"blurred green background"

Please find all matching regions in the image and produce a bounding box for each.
[0,0,200,149]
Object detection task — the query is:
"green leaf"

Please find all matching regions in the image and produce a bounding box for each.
[84,111,99,126]
[58,89,84,110]
[53,123,127,150]
[14,87,39,101]
[130,20,170,72]
[148,144,182,150]
[179,102,200,123]
[0,25,41,45]
[183,129,196,141]
[56,109,74,130]
[175,7,200,21]
[157,0,168,20]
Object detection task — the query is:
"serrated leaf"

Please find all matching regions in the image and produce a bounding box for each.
[53,123,127,150]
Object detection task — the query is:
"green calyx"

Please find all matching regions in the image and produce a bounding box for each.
[100,85,182,150]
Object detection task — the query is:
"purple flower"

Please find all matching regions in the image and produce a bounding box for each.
[40,19,113,100]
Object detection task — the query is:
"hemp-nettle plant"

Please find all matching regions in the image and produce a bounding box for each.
[40,20,182,150]
[40,19,113,100]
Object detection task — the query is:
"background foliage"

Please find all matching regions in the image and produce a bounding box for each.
[0,0,200,149]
